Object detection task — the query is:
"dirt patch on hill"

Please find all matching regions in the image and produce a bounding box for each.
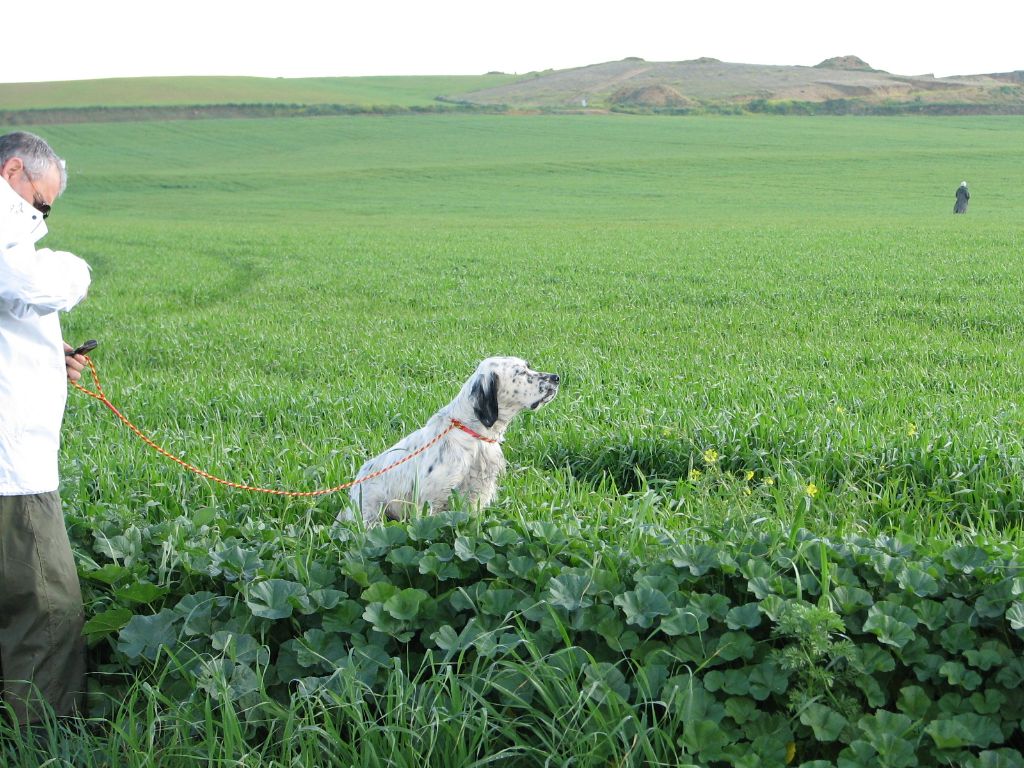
[608,84,695,109]
[815,55,875,71]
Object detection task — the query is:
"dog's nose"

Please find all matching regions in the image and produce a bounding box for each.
[548,373,560,385]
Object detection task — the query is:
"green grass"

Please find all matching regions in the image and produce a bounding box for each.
[0,74,522,110]
[39,114,1024,533]
[3,643,695,767]
[31,113,1024,230]
[4,112,1024,764]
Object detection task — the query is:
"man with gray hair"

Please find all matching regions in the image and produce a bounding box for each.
[0,131,92,723]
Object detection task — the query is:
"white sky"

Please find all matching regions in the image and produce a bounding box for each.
[5,0,1022,84]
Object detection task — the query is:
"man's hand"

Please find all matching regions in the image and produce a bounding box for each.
[63,341,87,383]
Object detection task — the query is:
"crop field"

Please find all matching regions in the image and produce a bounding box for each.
[0,74,521,110]
[4,113,1024,766]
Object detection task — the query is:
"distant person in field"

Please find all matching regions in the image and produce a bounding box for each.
[0,131,92,725]
[954,181,970,214]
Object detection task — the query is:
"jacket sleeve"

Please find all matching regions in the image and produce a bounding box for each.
[0,241,91,317]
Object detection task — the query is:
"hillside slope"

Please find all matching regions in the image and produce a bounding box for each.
[443,57,1024,113]
[0,74,519,110]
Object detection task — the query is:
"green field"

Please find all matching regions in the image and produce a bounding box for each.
[0,74,521,110]
[4,113,1024,766]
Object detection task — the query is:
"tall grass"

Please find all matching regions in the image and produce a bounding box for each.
[3,639,696,767]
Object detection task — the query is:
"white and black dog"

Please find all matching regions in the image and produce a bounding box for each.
[344,357,559,524]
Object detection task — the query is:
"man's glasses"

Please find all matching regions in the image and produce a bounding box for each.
[22,169,51,219]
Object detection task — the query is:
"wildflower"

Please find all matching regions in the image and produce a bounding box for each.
[764,477,775,487]
[745,470,755,482]
[805,483,819,498]
[907,422,918,437]
[688,468,702,482]
[703,448,719,464]
[835,405,845,415]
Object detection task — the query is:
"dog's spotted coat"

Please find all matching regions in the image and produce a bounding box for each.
[344,357,559,524]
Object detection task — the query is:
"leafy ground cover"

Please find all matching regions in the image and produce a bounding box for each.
[64,505,1024,767]
[2,113,1024,764]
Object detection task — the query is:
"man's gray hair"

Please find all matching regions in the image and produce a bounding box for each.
[0,131,68,193]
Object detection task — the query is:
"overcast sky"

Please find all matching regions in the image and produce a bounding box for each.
[5,0,1021,84]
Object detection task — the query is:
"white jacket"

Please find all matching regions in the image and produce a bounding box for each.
[0,176,91,494]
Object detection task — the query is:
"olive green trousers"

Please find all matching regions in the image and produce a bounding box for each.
[0,492,86,724]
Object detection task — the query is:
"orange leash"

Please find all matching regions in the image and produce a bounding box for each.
[71,356,495,497]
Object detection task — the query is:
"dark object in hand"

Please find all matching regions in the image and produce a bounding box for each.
[69,339,98,356]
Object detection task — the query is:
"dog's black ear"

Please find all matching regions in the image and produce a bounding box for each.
[471,371,500,428]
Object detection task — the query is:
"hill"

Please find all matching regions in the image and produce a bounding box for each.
[814,55,875,70]
[2,57,1023,123]
[443,57,1024,114]
[0,74,519,124]
[0,74,519,110]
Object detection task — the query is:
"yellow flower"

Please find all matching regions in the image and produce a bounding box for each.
[745,470,755,482]
[703,448,719,464]
[688,468,702,482]
[907,422,918,437]
[764,477,775,486]
[835,405,846,415]
[805,483,819,498]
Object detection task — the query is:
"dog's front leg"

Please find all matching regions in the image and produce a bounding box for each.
[424,488,453,515]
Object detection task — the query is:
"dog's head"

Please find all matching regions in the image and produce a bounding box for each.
[465,356,560,429]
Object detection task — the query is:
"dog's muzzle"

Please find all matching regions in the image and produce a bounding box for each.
[531,373,560,410]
